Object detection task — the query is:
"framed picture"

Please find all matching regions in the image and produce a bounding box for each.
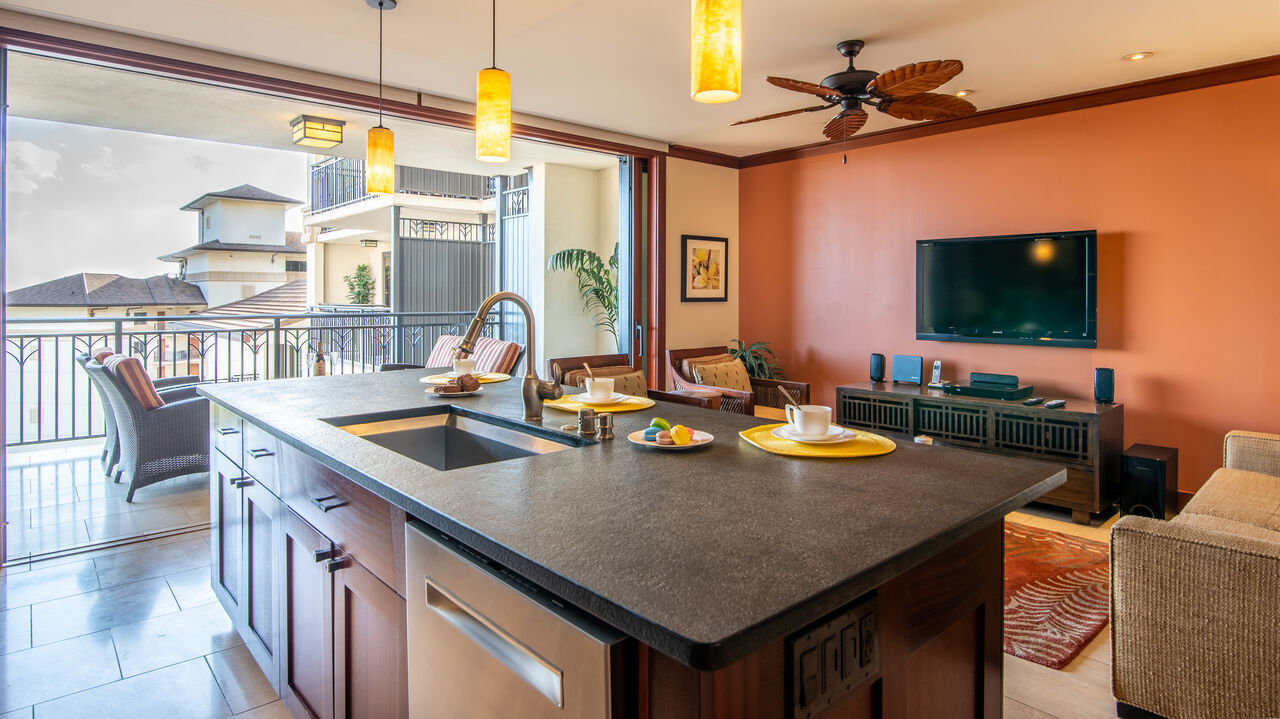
[680,235,728,302]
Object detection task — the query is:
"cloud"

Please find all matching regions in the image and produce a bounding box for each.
[6,140,60,194]
[79,145,123,181]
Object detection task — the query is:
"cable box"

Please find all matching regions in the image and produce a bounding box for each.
[943,382,1035,401]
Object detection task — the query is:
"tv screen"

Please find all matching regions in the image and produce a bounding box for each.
[916,230,1097,348]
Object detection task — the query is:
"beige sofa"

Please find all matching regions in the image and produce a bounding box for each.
[1111,430,1280,719]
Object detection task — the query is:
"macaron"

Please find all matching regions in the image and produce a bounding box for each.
[671,425,691,446]
[642,426,662,442]
[656,430,674,445]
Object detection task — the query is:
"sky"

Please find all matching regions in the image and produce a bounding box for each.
[5,118,308,291]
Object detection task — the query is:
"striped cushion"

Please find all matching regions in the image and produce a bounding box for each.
[92,349,114,363]
[103,355,165,410]
[426,335,522,374]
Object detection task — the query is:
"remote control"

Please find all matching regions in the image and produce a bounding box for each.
[1044,399,1066,409]
[1022,397,1044,405]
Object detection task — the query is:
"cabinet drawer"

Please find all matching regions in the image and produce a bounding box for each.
[279,446,401,595]
[241,423,281,494]
[212,404,244,466]
[1040,468,1098,512]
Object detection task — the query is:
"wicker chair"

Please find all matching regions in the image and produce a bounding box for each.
[547,353,722,410]
[76,353,201,480]
[83,359,210,502]
[666,346,810,416]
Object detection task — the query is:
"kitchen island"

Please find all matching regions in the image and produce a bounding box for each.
[200,369,1065,719]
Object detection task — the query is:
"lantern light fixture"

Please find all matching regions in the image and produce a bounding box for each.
[691,0,742,104]
[475,0,512,162]
[365,0,396,194]
[290,115,345,149]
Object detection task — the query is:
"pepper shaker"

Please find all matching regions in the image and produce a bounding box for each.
[576,407,598,436]
[597,413,614,440]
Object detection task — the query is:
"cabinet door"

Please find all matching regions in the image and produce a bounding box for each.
[210,450,245,616]
[242,479,281,691]
[280,507,336,719]
[333,558,408,719]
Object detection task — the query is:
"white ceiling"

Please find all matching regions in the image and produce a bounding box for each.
[2,0,1277,156]
[5,52,620,174]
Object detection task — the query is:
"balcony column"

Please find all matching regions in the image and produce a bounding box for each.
[390,203,404,362]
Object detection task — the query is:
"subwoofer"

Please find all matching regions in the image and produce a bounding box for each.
[870,353,885,382]
[1120,444,1178,519]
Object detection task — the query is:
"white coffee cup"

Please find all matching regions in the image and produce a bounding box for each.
[452,357,476,376]
[786,404,832,438]
[585,377,615,400]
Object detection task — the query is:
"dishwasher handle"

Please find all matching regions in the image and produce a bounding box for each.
[425,575,564,709]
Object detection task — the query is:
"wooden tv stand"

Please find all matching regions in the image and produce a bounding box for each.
[836,382,1124,524]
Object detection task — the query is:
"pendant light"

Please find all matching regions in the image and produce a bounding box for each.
[366,0,396,194]
[691,0,742,103]
[475,0,511,162]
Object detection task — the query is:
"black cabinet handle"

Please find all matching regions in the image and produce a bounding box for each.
[313,547,338,563]
[232,478,254,489]
[247,448,275,459]
[215,426,240,436]
[325,556,349,573]
[310,495,348,513]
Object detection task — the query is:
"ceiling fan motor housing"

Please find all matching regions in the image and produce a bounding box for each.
[821,69,879,98]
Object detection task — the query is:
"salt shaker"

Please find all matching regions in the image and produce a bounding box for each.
[576,407,598,436]
[597,413,614,440]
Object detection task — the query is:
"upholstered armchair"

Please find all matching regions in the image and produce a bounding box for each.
[76,352,201,479]
[1111,430,1280,719]
[547,353,722,410]
[84,358,209,502]
[666,346,810,415]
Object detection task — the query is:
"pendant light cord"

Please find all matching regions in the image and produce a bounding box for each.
[491,0,497,69]
[378,2,384,126]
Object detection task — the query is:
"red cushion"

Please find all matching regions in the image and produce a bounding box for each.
[103,355,165,410]
[92,349,114,363]
[426,335,522,374]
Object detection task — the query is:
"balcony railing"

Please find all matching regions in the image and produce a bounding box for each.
[308,158,497,214]
[4,311,500,446]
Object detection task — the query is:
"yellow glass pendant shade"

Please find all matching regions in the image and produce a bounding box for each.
[691,0,741,103]
[366,125,394,195]
[476,67,512,163]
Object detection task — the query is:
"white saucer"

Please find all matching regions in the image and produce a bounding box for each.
[428,385,483,398]
[627,429,714,450]
[771,424,855,444]
[444,370,489,379]
[576,392,628,405]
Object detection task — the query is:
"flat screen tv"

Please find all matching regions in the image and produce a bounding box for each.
[916,230,1097,348]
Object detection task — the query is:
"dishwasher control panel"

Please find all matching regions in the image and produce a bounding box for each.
[787,592,879,719]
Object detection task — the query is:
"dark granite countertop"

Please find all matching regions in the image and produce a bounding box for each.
[200,369,1065,670]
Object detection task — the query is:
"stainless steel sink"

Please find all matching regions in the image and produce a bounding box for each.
[325,407,587,471]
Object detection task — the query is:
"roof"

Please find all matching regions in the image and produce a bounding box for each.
[158,232,306,262]
[180,184,304,211]
[6,273,207,308]
[169,279,309,330]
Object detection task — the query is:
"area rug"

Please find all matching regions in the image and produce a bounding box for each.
[1003,521,1110,669]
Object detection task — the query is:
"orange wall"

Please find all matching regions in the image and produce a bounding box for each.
[739,74,1280,492]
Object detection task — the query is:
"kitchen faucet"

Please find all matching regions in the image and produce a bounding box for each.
[457,291,562,422]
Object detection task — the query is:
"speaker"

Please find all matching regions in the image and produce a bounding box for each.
[1120,444,1178,519]
[869,353,885,382]
[1094,367,1115,404]
[891,354,923,385]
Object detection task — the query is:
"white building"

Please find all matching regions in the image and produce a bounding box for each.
[159,184,307,306]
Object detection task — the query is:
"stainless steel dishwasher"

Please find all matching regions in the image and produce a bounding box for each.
[405,520,626,718]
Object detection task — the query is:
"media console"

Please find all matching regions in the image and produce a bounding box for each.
[837,381,1123,524]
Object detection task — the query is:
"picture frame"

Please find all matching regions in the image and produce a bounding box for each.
[680,235,728,302]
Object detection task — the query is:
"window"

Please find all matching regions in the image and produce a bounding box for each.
[285,260,307,272]
[132,311,147,325]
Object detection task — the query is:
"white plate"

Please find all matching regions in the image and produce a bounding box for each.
[576,392,629,405]
[771,424,856,444]
[443,370,490,379]
[627,429,714,450]
[427,385,484,398]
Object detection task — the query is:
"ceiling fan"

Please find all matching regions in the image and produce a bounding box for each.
[732,40,977,141]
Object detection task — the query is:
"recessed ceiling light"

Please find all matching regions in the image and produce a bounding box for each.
[1122,51,1154,62]
[953,89,973,97]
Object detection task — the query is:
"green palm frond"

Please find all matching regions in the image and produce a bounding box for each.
[729,338,785,380]
[548,243,620,351]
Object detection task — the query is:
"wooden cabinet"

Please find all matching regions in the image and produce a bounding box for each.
[208,407,408,719]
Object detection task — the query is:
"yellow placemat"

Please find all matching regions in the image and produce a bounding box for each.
[739,423,897,458]
[544,395,656,413]
[421,372,511,385]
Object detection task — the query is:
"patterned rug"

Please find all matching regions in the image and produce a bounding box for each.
[1003,521,1110,669]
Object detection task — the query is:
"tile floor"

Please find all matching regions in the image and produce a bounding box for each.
[0,529,287,718]
[5,440,209,561]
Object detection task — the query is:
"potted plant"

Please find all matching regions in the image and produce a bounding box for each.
[728,339,786,380]
[343,263,375,305]
[547,243,620,351]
